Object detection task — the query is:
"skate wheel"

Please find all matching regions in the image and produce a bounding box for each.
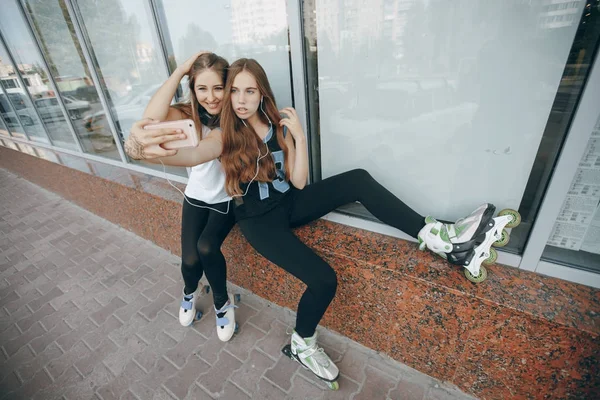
[326,380,340,390]
[464,265,487,283]
[281,344,293,359]
[234,322,239,334]
[234,293,241,303]
[203,285,210,294]
[482,248,498,265]
[195,311,203,320]
[498,209,521,229]
[492,229,510,247]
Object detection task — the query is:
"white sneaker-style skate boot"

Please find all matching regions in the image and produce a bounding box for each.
[418,203,521,283]
[179,287,201,326]
[214,294,238,342]
[290,331,340,389]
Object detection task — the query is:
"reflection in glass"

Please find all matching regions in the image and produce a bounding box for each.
[0,0,73,148]
[0,40,49,143]
[76,0,169,137]
[0,106,11,136]
[157,0,293,107]
[75,0,189,175]
[311,0,590,252]
[23,0,121,159]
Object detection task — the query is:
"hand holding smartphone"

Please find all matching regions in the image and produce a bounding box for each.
[143,119,199,149]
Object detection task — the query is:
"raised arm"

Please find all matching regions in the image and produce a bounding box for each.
[143,51,207,120]
[279,107,308,189]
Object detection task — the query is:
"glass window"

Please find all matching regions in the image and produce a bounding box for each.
[75,0,188,175]
[305,0,595,254]
[0,0,75,149]
[156,0,293,108]
[76,0,169,137]
[0,40,48,143]
[23,0,121,159]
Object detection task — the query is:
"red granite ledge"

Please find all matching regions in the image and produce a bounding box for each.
[453,304,599,400]
[295,219,600,337]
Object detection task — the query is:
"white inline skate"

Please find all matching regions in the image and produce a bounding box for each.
[214,293,241,342]
[179,285,211,326]
[417,203,521,283]
[282,331,340,390]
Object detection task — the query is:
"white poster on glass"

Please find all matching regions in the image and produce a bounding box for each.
[548,113,600,251]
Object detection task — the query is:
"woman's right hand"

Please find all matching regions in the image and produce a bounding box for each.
[124,118,186,160]
[175,51,210,77]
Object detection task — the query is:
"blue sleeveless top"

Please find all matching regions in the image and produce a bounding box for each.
[233,125,292,220]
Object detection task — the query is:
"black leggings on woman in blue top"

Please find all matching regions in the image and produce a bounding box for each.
[237,168,425,338]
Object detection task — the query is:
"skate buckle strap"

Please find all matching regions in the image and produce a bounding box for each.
[215,304,238,326]
[300,347,330,367]
[446,224,458,240]
[180,296,193,310]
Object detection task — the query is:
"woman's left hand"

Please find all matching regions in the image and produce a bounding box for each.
[279,107,305,142]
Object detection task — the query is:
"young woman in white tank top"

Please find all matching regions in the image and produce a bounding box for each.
[124,52,237,342]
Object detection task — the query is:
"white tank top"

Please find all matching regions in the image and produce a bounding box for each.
[183,125,231,204]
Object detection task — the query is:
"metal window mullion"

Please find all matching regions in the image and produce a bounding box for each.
[519,49,600,272]
[147,0,183,103]
[17,0,85,153]
[0,28,53,145]
[286,0,311,183]
[147,0,173,77]
[148,0,188,177]
[63,0,128,163]
[0,61,30,140]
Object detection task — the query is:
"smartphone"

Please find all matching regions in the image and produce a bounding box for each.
[143,119,199,149]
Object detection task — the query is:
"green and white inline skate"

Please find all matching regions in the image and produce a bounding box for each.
[418,203,521,283]
[282,331,340,390]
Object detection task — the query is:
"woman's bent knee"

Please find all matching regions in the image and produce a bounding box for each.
[197,239,219,259]
[311,268,338,300]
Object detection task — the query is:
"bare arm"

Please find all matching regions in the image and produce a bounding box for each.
[143,51,207,121]
[155,128,223,167]
[125,113,223,167]
[279,107,308,189]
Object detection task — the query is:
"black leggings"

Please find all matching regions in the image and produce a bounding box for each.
[237,169,425,337]
[181,197,235,309]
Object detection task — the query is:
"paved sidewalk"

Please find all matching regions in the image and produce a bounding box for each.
[0,168,475,400]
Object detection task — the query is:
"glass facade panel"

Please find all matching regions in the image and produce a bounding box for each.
[156,0,293,108]
[76,0,169,139]
[0,39,48,143]
[76,0,188,174]
[312,0,585,225]
[0,0,75,148]
[23,0,122,159]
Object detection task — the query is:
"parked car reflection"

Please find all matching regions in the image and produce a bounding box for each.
[0,92,34,127]
[83,84,160,138]
[34,96,90,121]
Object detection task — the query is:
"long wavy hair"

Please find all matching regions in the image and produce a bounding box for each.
[171,53,229,135]
[221,58,290,196]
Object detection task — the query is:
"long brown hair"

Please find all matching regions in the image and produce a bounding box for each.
[221,59,290,196]
[171,53,229,136]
